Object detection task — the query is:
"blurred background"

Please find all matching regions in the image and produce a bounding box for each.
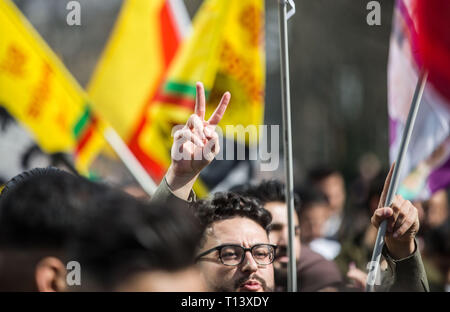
[1,0,393,185]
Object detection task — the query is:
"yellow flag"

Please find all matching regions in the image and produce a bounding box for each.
[88,0,265,196]
[0,0,104,175]
[164,0,265,132]
[128,0,265,196]
[88,0,189,141]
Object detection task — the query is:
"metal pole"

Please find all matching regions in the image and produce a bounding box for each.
[278,0,297,292]
[366,70,428,292]
[103,127,157,197]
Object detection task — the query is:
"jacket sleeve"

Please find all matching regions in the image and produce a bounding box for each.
[150,176,196,205]
[378,239,430,292]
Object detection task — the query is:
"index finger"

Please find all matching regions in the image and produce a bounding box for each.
[195,82,206,120]
[378,162,395,208]
[208,91,231,126]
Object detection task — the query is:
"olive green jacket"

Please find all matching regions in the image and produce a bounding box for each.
[377,240,429,292]
[152,178,429,292]
[152,177,196,204]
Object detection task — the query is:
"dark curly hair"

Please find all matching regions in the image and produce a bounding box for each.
[192,192,272,246]
[231,179,300,208]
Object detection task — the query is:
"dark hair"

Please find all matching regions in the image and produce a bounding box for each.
[295,186,329,215]
[1,167,64,198]
[71,191,204,290]
[231,180,300,208]
[192,192,272,239]
[0,167,107,249]
[307,165,340,184]
[425,219,450,257]
[366,169,389,208]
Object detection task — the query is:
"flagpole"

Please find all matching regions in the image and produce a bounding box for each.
[278,0,297,292]
[103,127,157,197]
[366,70,428,292]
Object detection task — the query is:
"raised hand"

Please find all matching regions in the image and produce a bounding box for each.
[370,163,420,259]
[165,82,231,200]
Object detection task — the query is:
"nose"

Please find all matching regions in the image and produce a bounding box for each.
[241,250,258,273]
[270,228,288,246]
[280,227,290,245]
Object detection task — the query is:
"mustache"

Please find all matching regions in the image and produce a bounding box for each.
[234,275,268,290]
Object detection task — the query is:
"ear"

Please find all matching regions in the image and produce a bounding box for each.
[35,257,67,292]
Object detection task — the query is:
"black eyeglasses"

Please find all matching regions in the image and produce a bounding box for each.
[196,244,277,266]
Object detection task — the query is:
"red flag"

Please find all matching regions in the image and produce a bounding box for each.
[416,0,450,102]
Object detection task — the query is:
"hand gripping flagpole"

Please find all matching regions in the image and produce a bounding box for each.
[278,0,297,292]
[366,70,428,292]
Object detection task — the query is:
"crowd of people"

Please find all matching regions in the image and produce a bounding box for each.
[0,83,447,292]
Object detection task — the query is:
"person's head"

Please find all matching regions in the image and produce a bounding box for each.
[0,167,105,292]
[117,176,151,201]
[366,170,388,215]
[232,180,301,274]
[297,188,331,244]
[308,166,346,215]
[423,189,449,229]
[71,191,206,292]
[193,192,274,292]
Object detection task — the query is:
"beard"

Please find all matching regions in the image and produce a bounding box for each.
[212,275,273,292]
[234,275,273,292]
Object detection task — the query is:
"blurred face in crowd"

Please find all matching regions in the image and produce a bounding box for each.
[299,203,330,243]
[423,190,448,229]
[316,173,346,215]
[196,217,275,292]
[114,267,207,292]
[264,201,301,269]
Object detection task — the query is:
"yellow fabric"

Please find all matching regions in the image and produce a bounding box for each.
[0,0,104,175]
[87,0,168,141]
[86,0,265,197]
[164,0,265,141]
[144,0,265,196]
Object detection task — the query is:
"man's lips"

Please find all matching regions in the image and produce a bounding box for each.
[240,280,262,291]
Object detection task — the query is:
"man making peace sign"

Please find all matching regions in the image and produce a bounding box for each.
[154,82,230,202]
[152,83,429,292]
